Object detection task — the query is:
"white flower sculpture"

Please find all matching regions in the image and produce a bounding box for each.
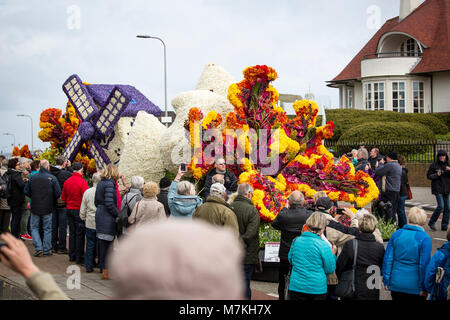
[118,63,236,182]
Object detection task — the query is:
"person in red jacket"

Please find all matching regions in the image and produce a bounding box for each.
[61,162,89,264]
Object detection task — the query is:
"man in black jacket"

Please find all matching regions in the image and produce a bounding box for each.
[24,160,61,256]
[230,183,260,300]
[271,191,312,300]
[427,150,450,231]
[50,156,72,253]
[203,158,237,200]
[157,177,171,217]
[6,158,26,239]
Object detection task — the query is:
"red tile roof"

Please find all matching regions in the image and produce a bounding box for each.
[330,0,450,82]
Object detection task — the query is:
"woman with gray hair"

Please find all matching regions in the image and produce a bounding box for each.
[168,166,202,218]
[354,148,370,173]
[80,172,102,273]
[119,176,144,235]
[287,212,337,300]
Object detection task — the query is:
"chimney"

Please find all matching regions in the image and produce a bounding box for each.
[399,0,421,20]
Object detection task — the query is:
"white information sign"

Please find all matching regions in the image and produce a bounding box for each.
[264,242,280,263]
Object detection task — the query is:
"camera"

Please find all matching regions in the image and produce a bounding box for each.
[377,201,393,217]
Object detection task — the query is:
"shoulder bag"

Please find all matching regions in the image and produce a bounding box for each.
[335,239,358,299]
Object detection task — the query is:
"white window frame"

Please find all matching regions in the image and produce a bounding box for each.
[392,81,406,113]
[412,81,424,113]
[364,82,385,111]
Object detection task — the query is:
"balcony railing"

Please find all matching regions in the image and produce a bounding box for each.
[364,51,422,59]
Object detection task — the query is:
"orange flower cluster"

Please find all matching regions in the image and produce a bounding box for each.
[243,65,278,82]
[38,102,96,173]
[11,145,32,159]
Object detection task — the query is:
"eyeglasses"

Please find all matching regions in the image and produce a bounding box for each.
[217,162,226,165]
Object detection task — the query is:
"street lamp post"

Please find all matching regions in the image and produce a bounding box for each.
[136,34,170,127]
[17,114,34,151]
[3,133,16,148]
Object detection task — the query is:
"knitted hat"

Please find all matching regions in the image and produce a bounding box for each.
[108,220,244,299]
[210,182,227,196]
[159,177,172,189]
[316,197,334,211]
[386,152,398,161]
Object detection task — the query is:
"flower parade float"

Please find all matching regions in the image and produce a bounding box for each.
[184,65,380,282]
[185,65,380,222]
[38,74,162,177]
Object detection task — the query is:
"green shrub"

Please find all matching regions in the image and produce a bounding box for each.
[338,121,435,143]
[323,109,447,141]
[378,218,397,240]
[433,113,450,131]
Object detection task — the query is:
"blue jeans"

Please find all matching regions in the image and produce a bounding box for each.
[397,195,408,229]
[429,194,449,230]
[243,264,254,300]
[85,228,97,271]
[30,213,52,254]
[52,207,68,251]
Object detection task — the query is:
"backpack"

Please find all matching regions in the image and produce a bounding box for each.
[118,193,138,229]
[0,173,12,199]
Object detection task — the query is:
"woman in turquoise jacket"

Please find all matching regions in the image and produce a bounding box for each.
[288,212,337,300]
[382,207,432,300]
[168,167,202,218]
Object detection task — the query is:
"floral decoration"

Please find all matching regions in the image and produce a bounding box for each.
[185,65,380,222]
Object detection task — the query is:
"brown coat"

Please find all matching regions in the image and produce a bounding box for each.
[128,197,166,226]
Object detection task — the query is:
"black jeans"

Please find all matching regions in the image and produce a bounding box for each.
[52,207,68,251]
[288,290,326,301]
[98,238,113,272]
[243,264,254,300]
[10,206,23,238]
[278,258,291,300]
[67,209,85,262]
[380,191,399,223]
[0,210,11,233]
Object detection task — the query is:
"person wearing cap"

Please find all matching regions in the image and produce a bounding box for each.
[202,158,238,200]
[193,182,239,235]
[426,149,450,231]
[374,151,402,223]
[157,177,171,217]
[315,196,355,300]
[61,162,89,264]
[272,190,312,300]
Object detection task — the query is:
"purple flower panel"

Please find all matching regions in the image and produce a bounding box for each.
[86,84,162,117]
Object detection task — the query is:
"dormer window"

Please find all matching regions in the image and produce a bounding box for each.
[400,38,420,57]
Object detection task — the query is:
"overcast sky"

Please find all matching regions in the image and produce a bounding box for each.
[0,0,406,152]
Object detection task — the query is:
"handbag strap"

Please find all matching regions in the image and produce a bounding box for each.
[352,238,358,292]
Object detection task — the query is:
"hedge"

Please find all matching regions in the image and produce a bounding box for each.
[338,121,435,143]
[322,109,447,141]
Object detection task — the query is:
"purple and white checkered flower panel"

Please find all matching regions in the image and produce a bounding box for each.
[93,88,130,137]
[62,75,98,121]
[62,130,83,162]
